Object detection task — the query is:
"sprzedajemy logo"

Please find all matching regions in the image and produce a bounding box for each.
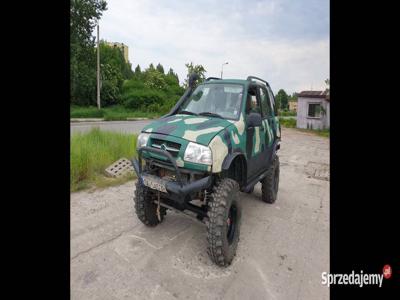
[321,264,392,288]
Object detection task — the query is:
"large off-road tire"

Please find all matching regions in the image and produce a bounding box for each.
[207,178,241,267]
[261,155,280,203]
[134,180,166,226]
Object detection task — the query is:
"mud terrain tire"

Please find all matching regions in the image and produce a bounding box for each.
[207,178,241,266]
[134,180,166,226]
[261,155,280,203]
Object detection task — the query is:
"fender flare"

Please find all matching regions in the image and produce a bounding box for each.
[222,152,246,171]
[270,139,281,162]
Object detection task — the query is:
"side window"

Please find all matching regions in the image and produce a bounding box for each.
[259,87,272,118]
[266,87,277,116]
[246,87,260,114]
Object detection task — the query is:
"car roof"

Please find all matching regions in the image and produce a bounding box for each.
[203,79,249,85]
[203,78,269,88]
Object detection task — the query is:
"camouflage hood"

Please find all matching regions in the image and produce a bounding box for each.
[142,114,234,146]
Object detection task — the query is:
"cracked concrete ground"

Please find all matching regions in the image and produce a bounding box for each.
[71,127,329,300]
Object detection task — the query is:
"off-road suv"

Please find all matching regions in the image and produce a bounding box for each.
[132,75,281,266]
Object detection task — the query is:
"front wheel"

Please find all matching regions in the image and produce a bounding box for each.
[134,180,166,226]
[206,178,241,267]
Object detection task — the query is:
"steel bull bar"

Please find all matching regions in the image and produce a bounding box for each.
[131,146,212,202]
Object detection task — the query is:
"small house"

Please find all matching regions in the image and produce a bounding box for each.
[296,90,330,130]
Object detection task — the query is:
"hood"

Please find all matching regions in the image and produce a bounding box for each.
[142,114,234,146]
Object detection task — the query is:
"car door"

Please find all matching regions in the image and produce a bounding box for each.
[246,86,267,178]
[259,86,276,165]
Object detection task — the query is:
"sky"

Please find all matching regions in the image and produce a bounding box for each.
[99,0,329,94]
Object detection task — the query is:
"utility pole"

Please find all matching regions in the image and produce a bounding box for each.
[220,62,228,79]
[96,20,101,109]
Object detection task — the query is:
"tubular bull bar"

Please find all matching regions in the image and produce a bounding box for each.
[131,146,212,203]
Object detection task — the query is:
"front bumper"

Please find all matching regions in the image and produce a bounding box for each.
[132,146,212,204]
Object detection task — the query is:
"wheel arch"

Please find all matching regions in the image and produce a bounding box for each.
[221,152,247,188]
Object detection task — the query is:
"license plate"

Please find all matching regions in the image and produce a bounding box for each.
[142,175,167,193]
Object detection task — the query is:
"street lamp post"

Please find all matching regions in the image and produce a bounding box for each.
[220,62,228,79]
[96,20,101,110]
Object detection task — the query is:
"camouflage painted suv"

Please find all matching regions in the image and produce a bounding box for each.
[132,75,281,266]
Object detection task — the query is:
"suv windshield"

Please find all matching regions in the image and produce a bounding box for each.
[179,83,244,120]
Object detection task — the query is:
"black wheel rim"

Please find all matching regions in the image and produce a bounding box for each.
[227,204,237,244]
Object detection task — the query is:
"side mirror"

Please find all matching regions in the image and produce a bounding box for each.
[188,73,199,88]
[247,112,262,128]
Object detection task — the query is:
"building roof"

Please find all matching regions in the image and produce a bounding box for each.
[298,90,329,100]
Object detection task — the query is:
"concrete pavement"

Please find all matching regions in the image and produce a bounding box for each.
[70,127,329,299]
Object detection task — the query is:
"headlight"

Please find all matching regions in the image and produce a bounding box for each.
[184,142,212,165]
[137,133,150,149]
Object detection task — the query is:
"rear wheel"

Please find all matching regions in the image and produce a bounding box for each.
[207,178,241,266]
[134,180,166,226]
[261,155,280,203]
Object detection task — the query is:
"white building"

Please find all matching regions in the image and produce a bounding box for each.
[296,90,330,130]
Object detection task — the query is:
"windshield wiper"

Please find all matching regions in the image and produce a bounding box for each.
[179,110,198,116]
[198,112,224,119]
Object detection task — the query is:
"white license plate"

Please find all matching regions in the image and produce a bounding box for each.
[142,175,167,193]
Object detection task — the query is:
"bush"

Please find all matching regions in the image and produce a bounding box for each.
[122,89,165,109]
[279,117,296,128]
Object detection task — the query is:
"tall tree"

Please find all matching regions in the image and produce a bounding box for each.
[70,0,107,105]
[167,68,179,84]
[184,62,206,88]
[134,64,141,76]
[275,89,289,110]
[156,63,165,74]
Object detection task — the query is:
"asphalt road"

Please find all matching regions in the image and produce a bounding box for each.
[71,127,329,300]
[70,120,152,135]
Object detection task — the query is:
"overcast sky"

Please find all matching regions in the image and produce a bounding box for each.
[99,0,329,94]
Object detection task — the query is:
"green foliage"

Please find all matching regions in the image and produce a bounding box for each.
[119,64,185,114]
[275,89,289,110]
[279,110,296,116]
[70,128,137,191]
[99,41,133,79]
[71,105,105,118]
[184,62,206,88]
[279,117,296,128]
[156,63,165,74]
[70,0,107,106]
[134,64,141,76]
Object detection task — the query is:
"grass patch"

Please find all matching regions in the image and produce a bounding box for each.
[278,117,329,137]
[70,106,105,118]
[278,110,297,116]
[279,117,296,128]
[71,128,137,192]
[71,105,160,120]
[314,129,330,137]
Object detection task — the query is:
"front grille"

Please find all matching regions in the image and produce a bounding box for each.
[151,138,181,157]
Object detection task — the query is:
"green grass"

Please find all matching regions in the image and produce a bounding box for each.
[278,110,297,116]
[279,117,297,128]
[278,117,329,137]
[70,105,160,120]
[70,128,137,192]
[314,129,330,137]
